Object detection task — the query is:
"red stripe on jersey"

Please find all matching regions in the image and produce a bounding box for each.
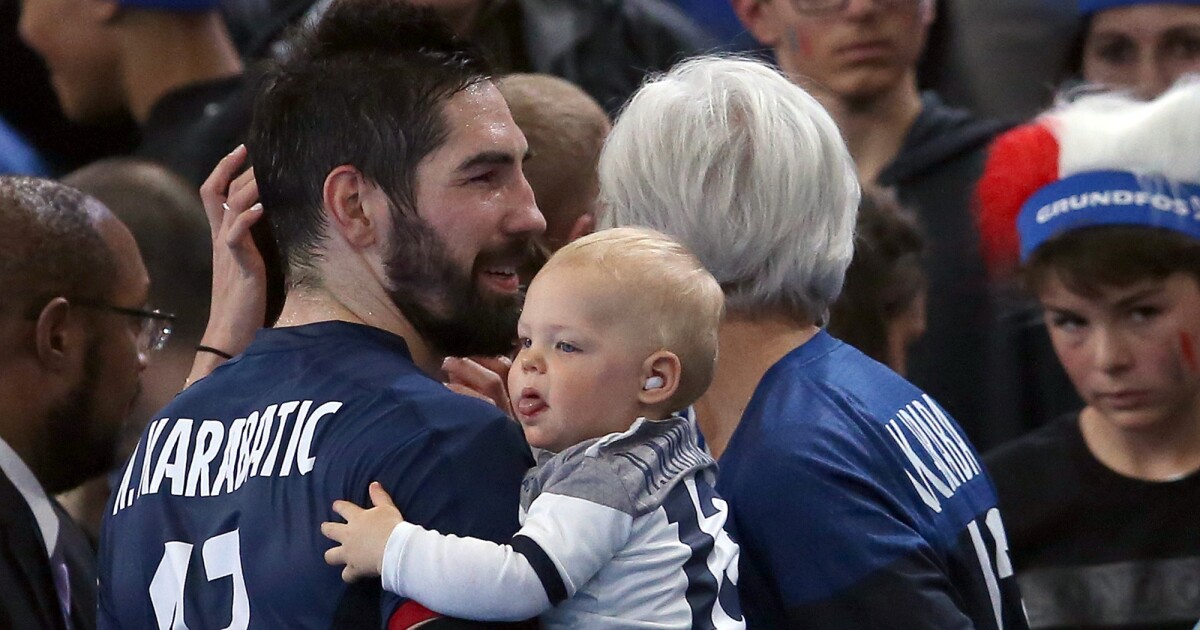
[388,601,440,629]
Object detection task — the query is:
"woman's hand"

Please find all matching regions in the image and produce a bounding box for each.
[185,145,267,387]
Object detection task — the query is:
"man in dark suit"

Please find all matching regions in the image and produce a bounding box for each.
[0,176,160,630]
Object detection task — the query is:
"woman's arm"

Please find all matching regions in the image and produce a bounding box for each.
[185,145,267,388]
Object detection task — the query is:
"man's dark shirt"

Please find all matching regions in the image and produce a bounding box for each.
[98,322,534,628]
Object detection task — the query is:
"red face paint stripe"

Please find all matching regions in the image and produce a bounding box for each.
[1181,331,1198,374]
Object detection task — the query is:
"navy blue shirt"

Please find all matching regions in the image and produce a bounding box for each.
[717,331,1027,629]
[99,322,533,629]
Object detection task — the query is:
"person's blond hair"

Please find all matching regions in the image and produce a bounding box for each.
[543,227,725,410]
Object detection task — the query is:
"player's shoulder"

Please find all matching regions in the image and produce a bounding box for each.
[386,376,519,437]
[731,342,972,492]
[752,336,946,440]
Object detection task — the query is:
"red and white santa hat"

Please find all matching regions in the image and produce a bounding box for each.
[976,79,1200,278]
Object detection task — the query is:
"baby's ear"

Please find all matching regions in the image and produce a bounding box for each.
[637,350,682,408]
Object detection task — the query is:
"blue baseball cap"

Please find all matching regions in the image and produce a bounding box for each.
[117,0,220,11]
[1017,170,1200,260]
[1079,0,1200,15]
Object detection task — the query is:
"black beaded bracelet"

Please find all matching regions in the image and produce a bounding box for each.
[196,344,234,360]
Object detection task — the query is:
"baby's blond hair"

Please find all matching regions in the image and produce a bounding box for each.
[542,227,725,410]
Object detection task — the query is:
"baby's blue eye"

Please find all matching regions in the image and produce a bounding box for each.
[555,341,578,353]
[519,337,532,349]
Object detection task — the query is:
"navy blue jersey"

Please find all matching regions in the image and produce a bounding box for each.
[717,331,1027,629]
[98,322,534,629]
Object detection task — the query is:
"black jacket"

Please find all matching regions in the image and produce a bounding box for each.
[0,470,97,630]
[878,93,1012,451]
[134,75,253,190]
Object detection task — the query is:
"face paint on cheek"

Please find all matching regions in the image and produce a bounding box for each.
[1181,331,1198,374]
[786,27,813,58]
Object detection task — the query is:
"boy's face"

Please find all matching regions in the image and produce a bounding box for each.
[18,0,124,122]
[735,0,931,103]
[1039,272,1200,433]
[509,265,652,452]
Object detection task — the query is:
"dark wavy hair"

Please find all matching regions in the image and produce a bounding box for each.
[1023,226,1200,298]
[247,0,491,285]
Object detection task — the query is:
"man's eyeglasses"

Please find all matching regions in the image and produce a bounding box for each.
[790,0,915,15]
[74,300,177,354]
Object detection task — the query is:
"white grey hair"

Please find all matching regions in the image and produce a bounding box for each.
[599,56,861,323]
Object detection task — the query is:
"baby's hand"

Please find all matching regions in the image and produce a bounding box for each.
[321,482,405,582]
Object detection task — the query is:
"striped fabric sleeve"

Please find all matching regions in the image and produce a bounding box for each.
[379,493,633,621]
[380,521,550,621]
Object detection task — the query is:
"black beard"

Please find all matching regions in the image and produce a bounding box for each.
[41,340,124,494]
[383,210,528,358]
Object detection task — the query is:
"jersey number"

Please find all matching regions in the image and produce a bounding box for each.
[148,529,250,630]
[967,508,1014,629]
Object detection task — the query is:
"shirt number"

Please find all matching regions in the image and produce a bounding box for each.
[968,508,1014,629]
[148,529,249,629]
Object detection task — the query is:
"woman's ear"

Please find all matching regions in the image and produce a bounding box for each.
[638,350,682,408]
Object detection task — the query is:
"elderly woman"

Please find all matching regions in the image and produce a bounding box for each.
[600,57,1026,629]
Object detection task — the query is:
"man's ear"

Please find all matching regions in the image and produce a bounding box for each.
[730,0,783,48]
[322,165,381,250]
[34,298,84,374]
[637,350,682,408]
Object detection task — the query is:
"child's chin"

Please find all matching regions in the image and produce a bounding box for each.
[523,430,554,451]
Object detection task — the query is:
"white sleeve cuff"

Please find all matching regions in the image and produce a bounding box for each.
[376,521,551,620]
[381,521,418,595]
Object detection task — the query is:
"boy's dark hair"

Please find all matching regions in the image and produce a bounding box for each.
[247,0,491,284]
[828,186,926,365]
[1023,226,1200,297]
